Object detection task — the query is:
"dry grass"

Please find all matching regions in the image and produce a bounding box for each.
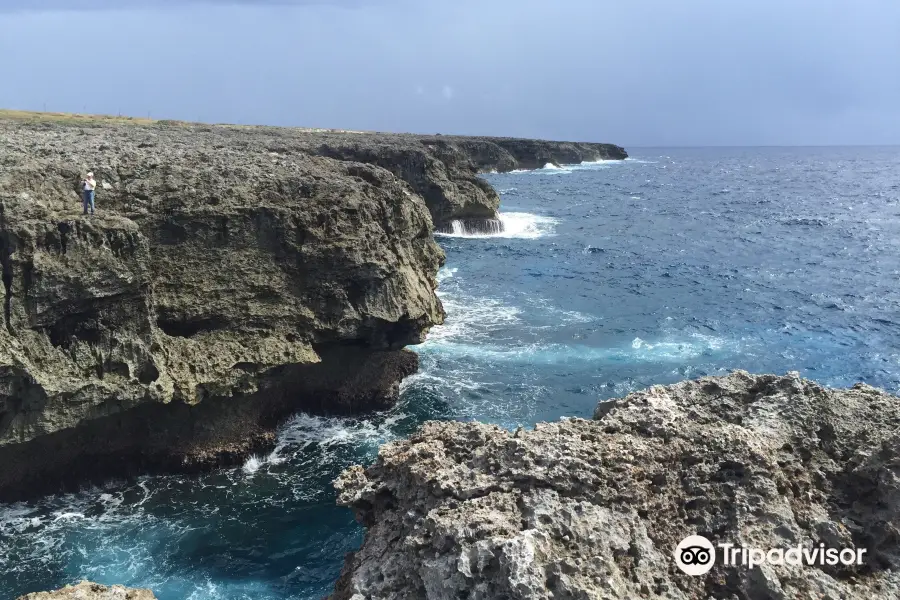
[0,108,375,136]
[0,108,163,126]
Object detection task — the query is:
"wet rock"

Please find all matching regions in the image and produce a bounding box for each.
[16,581,156,600]
[332,371,900,600]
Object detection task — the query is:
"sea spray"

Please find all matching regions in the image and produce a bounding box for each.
[435,212,559,239]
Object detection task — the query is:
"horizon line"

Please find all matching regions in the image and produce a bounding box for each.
[2,108,898,149]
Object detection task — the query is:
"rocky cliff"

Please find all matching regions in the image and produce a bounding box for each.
[333,371,900,600]
[16,581,156,600]
[311,134,627,232]
[0,113,626,500]
[0,115,450,500]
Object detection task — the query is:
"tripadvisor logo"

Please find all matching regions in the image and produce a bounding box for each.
[675,535,716,575]
[674,535,867,576]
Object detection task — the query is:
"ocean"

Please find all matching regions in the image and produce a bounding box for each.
[2,147,899,599]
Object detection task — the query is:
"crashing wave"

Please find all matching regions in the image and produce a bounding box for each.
[436,212,558,239]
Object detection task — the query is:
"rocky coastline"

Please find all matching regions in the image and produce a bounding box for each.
[14,372,900,598]
[0,112,625,501]
[332,371,900,600]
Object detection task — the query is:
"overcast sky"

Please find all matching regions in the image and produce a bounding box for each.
[1,0,898,146]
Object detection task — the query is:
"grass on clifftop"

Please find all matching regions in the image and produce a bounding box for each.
[0,108,369,134]
[0,109,161,126]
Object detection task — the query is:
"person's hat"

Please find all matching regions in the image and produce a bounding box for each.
[87,172,94,177]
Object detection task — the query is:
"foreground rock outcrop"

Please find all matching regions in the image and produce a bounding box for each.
[16,581,156,600]
[333,371,900,599]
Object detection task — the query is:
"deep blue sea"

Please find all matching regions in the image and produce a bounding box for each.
[2,147,900,599]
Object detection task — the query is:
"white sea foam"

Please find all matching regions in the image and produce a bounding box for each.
[435,212,560,240]
[274,412,402,449]
[501,158,628,175]
[525,296,596,324]
[247,411,406,475]
[506,163,572,175]
[426,293,522,345]
[52,512,86,522]
[579,158,624,167]
[422,334,730,365]
[436,266,457,282]
[241,454,273,474]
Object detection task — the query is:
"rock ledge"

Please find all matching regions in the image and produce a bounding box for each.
[16,581,156,600]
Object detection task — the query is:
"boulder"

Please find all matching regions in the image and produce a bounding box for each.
[16,581,156,600]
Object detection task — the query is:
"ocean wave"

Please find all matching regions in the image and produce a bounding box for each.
[436,266,457,282]
[583,158,625,165]
[243,411,404,475]
[782,216,829,227]
[434,212,560,239]
[420,334,730,364]
[500,158,627,175]
[426,294,522,345]
[507,163,572,175]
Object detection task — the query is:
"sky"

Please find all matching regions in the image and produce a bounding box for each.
[0,0,899,146]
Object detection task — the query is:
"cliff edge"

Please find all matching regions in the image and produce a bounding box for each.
[0,111,626,500]
[333,371,900,600]
[0,116,447,499]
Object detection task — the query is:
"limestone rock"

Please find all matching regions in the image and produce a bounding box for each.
[333,371,900,599]
[0,117,445,499]
[269,133,625,228]
[16,581,156,600]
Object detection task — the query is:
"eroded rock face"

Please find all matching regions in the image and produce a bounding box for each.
[16,581,156,600]
[450,136,628,173]
[278,133,626,228]
[0,118,445,499]
[333,371,900,600]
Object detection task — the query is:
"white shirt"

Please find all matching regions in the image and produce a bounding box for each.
[83,178,96,191]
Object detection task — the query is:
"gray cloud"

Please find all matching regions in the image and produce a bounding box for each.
[0,0,898,146]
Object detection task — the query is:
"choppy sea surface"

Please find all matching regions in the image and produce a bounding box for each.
[2,147,900,599]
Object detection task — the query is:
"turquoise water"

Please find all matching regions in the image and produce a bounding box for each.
[2,147,899,599]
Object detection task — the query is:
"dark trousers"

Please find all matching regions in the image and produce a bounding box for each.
[82,190,95,214]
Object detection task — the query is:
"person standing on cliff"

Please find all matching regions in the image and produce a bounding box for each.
[82,172,96,215]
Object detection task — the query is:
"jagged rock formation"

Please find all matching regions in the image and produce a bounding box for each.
[16,581,156,600]
[333,371,900,600]
[449,136,627,173]
[247,131,626,231]
[0,116,445,500]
